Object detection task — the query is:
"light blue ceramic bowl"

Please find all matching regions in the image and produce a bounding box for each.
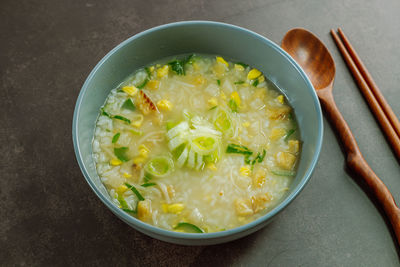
[73,21,323,245]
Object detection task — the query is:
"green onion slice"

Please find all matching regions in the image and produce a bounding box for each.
[141,182,156,187]
[114,147,129,162]
[144,156,174,178]
[113,115,131,124]
[174,222,204,233]
[226,144,253,155]
[112,133,120,144]
[125,183,145,201]
[121,98,136,111]
[284,129,296,141]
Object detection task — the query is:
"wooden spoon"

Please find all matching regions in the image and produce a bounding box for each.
[281,28,400,244]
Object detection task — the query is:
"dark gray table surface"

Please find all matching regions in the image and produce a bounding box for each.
[2,0,400,266]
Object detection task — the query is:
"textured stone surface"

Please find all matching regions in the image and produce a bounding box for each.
[1,0,400,265]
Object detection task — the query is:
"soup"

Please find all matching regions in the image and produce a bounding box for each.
[92,55,301,233]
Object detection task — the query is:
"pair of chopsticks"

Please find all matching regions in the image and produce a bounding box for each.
[330,28,400,161]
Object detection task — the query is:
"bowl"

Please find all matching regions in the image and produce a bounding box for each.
[73,21,323,245]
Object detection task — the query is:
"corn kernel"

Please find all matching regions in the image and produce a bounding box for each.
[116,185,128,194]
[216,56,229,67]
[247,68,262,80]
[165,203,185,214]
[147,80,160,90]
[207,163,217,171]
[110,158,122,166]
[230,91,241,106]
[139,144,149,158]
[258,75,265,83]
[162,203,168,213]
[288,140,300,154]
[157,99,173,111]
[276,152,297,170]
[148,66,155,73]
[219,190,224,196]
[269,128,286,141]
[157,65,169,78]
[240,166,251,176]
[208,97,218,107]
[277,95,284,104]
[234,64,245,71]
[123,172,132,178]
[137,200,152,221]
[242,122,250,128]
[122,86,138,96]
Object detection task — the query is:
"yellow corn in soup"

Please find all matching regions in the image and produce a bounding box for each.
[92,55,301,233]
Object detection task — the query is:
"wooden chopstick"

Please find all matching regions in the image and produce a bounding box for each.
[330,29,400,161]
[337,28,400,140]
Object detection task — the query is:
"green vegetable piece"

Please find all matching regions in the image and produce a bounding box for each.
[234,81,245,85]
[145,67,152,77]
[125,183,145,201]
[226,144,253,155]
[122,98,136,111]
[166,121,178,131]
[214,110,231,132]
[118,195,136,213]
[144,156,174,178]
[228,99,238,113]
[112,133,120,144]
[174,222,204,233]
[143,173,152,183]
[136,78,149,89]
[271,169,296,176]
[235,62,249,68]
[258,149,266,163]
[113,115,131,124]
[168,60,185,75]
[284,129,296,141]
[208,106,217,111]
[217,79,221,86]
[252,79,259,87]
[101,108,112,118]
[114,147,129,162]
[141,182,156,187]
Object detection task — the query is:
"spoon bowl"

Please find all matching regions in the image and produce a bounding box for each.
[282,28,335,91]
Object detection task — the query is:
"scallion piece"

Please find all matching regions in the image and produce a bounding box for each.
[125,183,145,201]
[226,144,253,155]
[209,106,217,111]
[235,62,249,68]
[141,182,156,187]
[101,108,112,118]
[271,169,296,176]
[118,195,136,213]
[174,222,204,233]
[228,99,238,113]
[217,79,221,86]
[144,156,174,179]
[114,147,129,162]
[112,133,120,144]
[168,60,185,75]
[136,78,149,89]
[121,98,136,111]
[234,81,245,85]
[252,79,259,87]
[113,115,131,124]
[284,129,296,141]
[257,149,266,163]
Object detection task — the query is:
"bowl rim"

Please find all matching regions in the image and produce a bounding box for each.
[72,20,323,240]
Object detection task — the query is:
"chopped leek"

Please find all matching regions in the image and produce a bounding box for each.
[228,99,238,113]
[252,79,259,87]
[214,109,232,133]
[118,195,136,213]
[284,129,296,141]
[125,183,145,201]
[101,108,112,118]
[234,81,245,85]
[226,144,253,155]
[271,169,296,176]
[136,78,149,89]
[208,106,217,111]
[121,98,136,111]
[114,147,129,162]
[112,133,120,144]
[174,222,204,233]
[113,115,131,124]
[168,54,195,76]
[144,156,174,178]
[217,79,221,86]
[141,182,156,187]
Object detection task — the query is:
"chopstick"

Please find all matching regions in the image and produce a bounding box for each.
[330,28,400,161]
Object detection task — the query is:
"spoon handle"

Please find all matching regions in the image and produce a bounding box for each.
[317,89,400,244]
